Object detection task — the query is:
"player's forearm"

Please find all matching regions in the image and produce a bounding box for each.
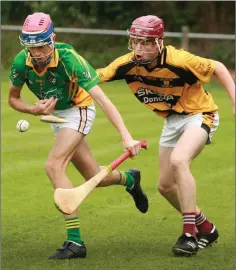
[214,61,235,106]
[9,96,35,114]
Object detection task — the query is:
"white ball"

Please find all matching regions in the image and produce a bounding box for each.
[16,120,29,132]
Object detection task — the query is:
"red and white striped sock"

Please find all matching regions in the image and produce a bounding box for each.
[183,212,196,236]
[196,212,213,234]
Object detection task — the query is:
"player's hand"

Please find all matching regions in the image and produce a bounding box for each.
[122,139,141,156]
[31,97,58,115]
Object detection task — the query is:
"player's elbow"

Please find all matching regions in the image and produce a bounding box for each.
[8,95,16,108]
[214,61,227,75]
[8,95,20,110]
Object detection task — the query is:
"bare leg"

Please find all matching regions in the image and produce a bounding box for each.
[169,126,208,213]
[158,147,182,211]
[45,128,84,218]
[71,138,121,186]
[158,143,203,214]
[71,138,149,213]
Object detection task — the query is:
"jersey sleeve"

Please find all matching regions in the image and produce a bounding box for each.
[96,52,135,83]
[9,51,27,87]
[96,60,120,83]
[179,50,215,83]
[62,50,100,91]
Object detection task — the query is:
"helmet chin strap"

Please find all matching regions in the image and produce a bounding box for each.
[30,45,54,68]
[133,56,156,66]
[156,39,164,54]
[31,56,52,67]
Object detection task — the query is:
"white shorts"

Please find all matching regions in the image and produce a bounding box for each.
[50,105,96,137]
[159,112,219,147]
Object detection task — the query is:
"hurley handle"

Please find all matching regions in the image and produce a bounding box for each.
[110,140,147,170]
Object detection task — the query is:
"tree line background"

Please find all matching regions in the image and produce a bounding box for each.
[1,1,235,69]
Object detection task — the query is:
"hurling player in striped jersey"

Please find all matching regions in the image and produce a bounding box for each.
[97,15,235,256]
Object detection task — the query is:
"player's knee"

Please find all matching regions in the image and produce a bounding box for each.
[169,155,189,171]
[157,182,175,196]
[45,159,64,177]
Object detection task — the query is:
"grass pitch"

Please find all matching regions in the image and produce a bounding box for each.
[1,72,235,270]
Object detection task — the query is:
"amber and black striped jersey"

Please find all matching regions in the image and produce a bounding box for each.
[97,45,218,118]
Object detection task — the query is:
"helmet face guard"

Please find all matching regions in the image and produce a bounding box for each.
[127,15,164,65]
[19,13,55,67]
[128,36,161,65]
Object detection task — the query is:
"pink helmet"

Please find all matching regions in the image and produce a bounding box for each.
[128,15,164,39]
[20,12,54,47]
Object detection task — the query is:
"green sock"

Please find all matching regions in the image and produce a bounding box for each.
[65,217,82,245]
[116,171,134,189]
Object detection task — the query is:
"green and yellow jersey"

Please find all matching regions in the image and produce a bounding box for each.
[10,42,99,110]
[97,45,218,118]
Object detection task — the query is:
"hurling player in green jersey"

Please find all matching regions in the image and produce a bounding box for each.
[9,13,148,260]
[97,15,235,256]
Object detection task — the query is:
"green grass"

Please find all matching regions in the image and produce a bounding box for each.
[2,72,235,270]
